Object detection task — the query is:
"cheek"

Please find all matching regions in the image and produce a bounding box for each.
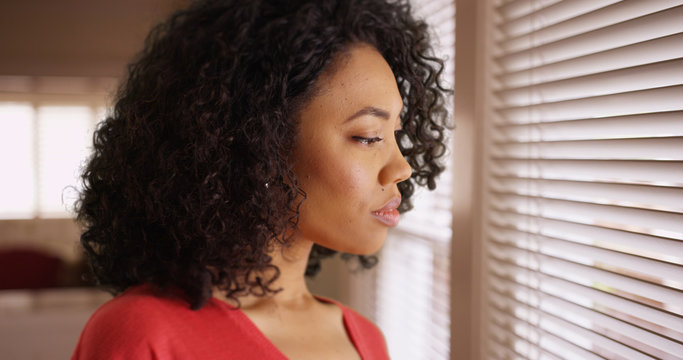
[333,162,375,213]
[345,164,371,195]
[294,137,377,211]
[306,155,374,208]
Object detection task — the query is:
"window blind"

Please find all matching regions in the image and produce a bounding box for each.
[486,1,683,359]
[373,0,455,359]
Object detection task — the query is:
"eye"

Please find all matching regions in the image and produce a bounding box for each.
[352,136,384,145]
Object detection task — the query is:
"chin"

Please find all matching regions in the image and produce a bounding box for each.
[357,242,386,256]
[329,230,388,255]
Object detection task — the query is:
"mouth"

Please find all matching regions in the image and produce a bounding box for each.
[371,197,401,227]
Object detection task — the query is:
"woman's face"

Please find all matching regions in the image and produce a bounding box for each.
[291,43,412,255]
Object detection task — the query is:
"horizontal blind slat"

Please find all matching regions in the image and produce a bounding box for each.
[491,159,683,187]
[499,1,683,54]
[497,5,683,72]
[488,327,522,360]
[490,177,683,214]
[489,263,683,342]
[489,277,683,359]
[488,310,587,360]
[488,248,683,316]
[489,210,683,266]
[489,313,604,360]
[498,0,619,39]
[488,297,658,360]
[395,216,452,243]
[496,0,562,21]
[496,85,683,123]
[489,308,551,359]
[497,58,683,107]
[415,0,453,15]
[491,193,683,240]
[498,33,683,88]
[489,232,683,290]
[492,110,683,141]
[491,136,683,161]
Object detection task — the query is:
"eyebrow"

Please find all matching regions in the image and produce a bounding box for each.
[345,106,391,123]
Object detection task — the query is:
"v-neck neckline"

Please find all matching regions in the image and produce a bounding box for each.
[209,295,362,359]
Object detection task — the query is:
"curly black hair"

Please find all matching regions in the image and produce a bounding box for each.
[76,0,450,310]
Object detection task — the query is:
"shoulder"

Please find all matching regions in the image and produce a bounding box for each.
[318,297,390,359]
[72,285,194,359]
[338,304,386,342]
[86,284,190,332]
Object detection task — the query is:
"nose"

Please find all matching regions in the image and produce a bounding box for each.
[380,141,412,186]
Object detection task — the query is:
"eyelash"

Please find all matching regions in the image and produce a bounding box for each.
[353,130,404,145]
[353,136,383,145]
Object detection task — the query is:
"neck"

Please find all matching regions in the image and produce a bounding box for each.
[215,237,317,309]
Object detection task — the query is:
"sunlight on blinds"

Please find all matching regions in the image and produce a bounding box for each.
[486,0,683,359]
[374,0,455,359]
[378,236,435,357]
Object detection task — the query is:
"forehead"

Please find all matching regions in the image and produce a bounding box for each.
[302,43,403,123]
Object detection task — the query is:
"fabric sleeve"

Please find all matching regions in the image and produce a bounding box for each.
[72,303,158,360]
[70,291,191,360]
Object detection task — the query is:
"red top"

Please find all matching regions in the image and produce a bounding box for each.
[72,284,389,360]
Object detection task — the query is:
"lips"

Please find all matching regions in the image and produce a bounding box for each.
[371,197,401,227]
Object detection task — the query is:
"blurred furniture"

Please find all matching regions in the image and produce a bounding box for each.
[0,248,64,290]
[0,287,111,360]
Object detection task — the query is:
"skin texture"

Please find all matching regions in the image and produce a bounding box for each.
[292,43,412,255]
[215,43,405,360]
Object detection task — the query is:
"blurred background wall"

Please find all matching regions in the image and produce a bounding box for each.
[0,0,188,77]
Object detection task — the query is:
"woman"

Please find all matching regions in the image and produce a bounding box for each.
[72,0,449,358]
